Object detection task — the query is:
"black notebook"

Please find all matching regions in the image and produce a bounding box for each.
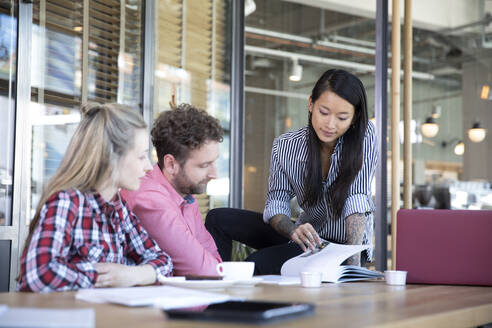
[164,300,315,323]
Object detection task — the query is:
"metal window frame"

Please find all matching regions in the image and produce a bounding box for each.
[230,0,245,209]
[81,0,89,103]
[375,0,389,272]
[7,0,33,291]
[141,0,155,128]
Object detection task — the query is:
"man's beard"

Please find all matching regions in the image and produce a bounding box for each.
[174,170,208,195]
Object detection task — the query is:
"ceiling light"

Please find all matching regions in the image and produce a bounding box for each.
[420,117,439,138]
[245,0,256,16]
[431,105,441,119]
[481,85,490,100]
[468,122,487,143]
[285,117,292,128]
[454,141,465,156]
[442,139,463,155]
[289,58,302,82]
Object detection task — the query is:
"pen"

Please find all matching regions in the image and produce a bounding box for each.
[184,275,223,280]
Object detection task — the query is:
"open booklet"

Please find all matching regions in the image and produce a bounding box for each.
[280,241,383,283]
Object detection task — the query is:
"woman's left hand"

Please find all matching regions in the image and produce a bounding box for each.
[94,263,156,288]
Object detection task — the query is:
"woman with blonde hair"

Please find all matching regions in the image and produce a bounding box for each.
[17,103,173,292]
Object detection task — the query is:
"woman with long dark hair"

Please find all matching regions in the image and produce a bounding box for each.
[206,69,378,274]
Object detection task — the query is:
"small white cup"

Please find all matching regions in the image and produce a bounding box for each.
[216,261,255,280]
[300,271,322,288]
[384,270,407,285]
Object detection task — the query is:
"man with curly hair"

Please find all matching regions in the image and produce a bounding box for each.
[122,103,224,276]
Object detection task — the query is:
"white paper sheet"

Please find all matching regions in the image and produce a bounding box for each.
[0,307,94,328]
[76,285,238,309]
[257,275,301,285]
[0,305,7,316]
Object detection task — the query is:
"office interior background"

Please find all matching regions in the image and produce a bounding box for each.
[0,0,491,291]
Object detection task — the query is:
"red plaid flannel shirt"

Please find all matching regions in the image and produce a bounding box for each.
[17,189,173,292]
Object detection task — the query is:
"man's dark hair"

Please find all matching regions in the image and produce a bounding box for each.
[151,103,223,167]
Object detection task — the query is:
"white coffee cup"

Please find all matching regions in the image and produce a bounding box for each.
[300,271,322,288]
[384,270,407,285]
[216,261,255,280]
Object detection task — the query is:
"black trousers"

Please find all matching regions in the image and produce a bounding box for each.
[205,208,368,275]
[205,208,303,275]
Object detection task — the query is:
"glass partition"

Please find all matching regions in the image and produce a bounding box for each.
[0,0,18,292]
[0,1,17,226]
[244,0,378,213]
[410,0,492,210]
[29,0,144,218]
[154,0,232,211]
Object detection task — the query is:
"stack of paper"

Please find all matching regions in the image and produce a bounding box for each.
[76,285,238,309]
[0,306,94,328]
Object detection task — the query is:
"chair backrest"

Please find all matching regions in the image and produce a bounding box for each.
[195,193,212,220]
[396,209,492,286]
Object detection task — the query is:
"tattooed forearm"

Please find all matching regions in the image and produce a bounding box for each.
[346,213,365,244]
[270,214,296,239]
[345,213,366,266]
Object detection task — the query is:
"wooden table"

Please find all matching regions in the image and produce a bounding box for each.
[1,282,492,327]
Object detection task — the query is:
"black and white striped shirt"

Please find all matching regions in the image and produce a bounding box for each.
[264,121,378,248]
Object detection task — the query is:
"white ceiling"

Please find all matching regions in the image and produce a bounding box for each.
[284,0,491,31]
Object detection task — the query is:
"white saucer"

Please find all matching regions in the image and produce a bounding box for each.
[161,279,238,289]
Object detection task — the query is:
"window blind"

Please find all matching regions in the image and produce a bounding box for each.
[32,0,142,107]
[87,0,120,103]
[157,0,182,69]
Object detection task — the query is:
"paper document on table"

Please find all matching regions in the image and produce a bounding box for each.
[0,307,94,328]
[76,285,237,309]
[257,275,301,285]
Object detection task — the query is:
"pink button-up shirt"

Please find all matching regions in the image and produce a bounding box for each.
[121,164,222,276]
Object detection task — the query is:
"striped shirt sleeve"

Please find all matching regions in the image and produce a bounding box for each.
[341,121,378,219]
[263,137,295,223]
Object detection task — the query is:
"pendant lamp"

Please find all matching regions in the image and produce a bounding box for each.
[467,122,487,143]
[421,117,439,138]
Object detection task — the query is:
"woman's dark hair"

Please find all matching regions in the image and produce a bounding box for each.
[302,69,368,220]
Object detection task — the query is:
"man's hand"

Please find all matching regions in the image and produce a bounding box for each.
[270,215,322,252]
[94,263,156,288]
